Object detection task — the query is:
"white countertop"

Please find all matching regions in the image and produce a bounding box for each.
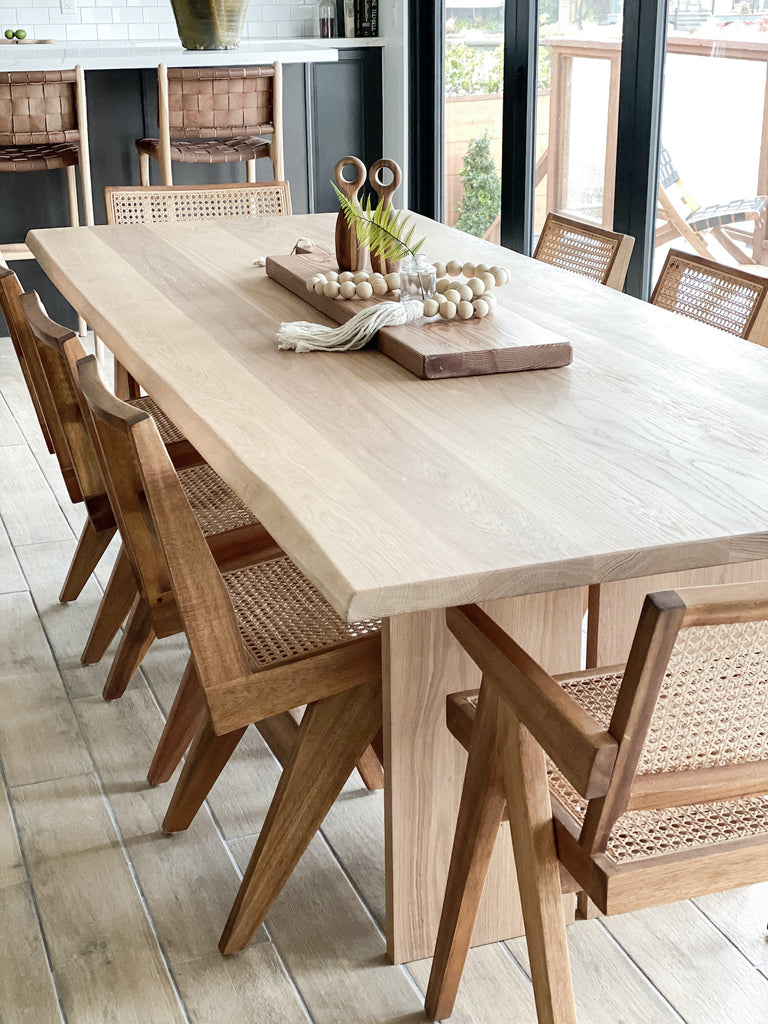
[0,37,382,72]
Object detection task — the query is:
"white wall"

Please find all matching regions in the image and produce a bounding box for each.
[0,0,318,43]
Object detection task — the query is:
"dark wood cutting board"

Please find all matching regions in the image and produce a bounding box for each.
[265,249,573,380]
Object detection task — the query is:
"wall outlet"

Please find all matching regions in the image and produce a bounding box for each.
[60,0,76,14]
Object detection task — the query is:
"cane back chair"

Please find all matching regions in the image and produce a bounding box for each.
[135,64,284,187]
[650,249,768,347]
[104,181,291,226]
[533,213,635,291]
[426,591,768,1022]
[76,353,384,953]
[102,180,291,401]
[18,290,279,695]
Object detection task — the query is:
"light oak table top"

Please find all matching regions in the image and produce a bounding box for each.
[28,213,768,621]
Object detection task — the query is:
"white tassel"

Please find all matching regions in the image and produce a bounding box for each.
[277,300,424,354]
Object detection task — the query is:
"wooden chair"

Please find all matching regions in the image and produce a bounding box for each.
[104,181,291,225]
[102,180,291,401]
[76,353,384,952]
[656,146,767,266]
[135,64,284,188]
[426,591,768,1022]
[19,289,280,695]
[533,213,635,291]
[0,67,94,335]
[651,248,768,347]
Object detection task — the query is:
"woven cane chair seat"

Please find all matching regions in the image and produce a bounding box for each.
[0,142,79,172]
[223,555,380,669]
[136,136,270,166]
[127,395,185,444]
[461,615,768,863]
[651,250,768,339]
[177,463,258,535]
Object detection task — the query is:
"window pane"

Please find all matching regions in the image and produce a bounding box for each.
[535,8,623,241]
[443,3,505,237]
[654,18,768,278]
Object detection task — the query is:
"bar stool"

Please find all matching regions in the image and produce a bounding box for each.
[135,63,284,187]
[0,66,94,334]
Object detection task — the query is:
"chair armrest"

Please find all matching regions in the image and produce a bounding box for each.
[447,605,618,799]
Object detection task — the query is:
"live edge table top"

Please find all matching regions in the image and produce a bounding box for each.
[27,213,768,623]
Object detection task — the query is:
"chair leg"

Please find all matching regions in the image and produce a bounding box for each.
[81,545,136,664]
[162,714,248,833]
[147,657,207,785]
[101,595,155,701]
[218,678,382,955]
[246,158,256,182]
[59,518,116,603]
[355,739,384,790]
[500,706,577,1024]
[139,152,150,187]
[425,684,507,1022]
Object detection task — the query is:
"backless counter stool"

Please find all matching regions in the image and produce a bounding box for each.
[0,66,94,335]
[136,63,284,187]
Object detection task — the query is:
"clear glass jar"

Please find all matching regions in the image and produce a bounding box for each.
[317,0,336,38]
[399,254,436,307]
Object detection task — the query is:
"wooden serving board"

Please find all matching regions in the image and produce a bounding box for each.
[266,249,573,380]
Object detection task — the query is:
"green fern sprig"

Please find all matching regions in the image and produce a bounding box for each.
[332,184,425,263]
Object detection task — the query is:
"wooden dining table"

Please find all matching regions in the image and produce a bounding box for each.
[27,212,768,964]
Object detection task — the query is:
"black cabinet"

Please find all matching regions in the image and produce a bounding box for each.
[0,47,382,330]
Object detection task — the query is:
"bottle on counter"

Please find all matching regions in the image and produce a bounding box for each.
[317,0,336,37]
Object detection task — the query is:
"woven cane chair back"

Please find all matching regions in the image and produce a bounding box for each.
[166,65,276,140]
[105,181,291,225]
[651,249,768,343]
[0,70,80,147]
[533,212,634,290]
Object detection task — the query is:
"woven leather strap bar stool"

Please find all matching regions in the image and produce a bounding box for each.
[0,66,94,336]
[135,63,284,187]
[0,67,94,261]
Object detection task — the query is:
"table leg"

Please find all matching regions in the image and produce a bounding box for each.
[382,588,583,964]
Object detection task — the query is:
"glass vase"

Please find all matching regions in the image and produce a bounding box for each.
[170,0,247,50]
[399,255,436,307]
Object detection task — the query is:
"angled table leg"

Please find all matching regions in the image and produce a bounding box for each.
[382,588,583,965]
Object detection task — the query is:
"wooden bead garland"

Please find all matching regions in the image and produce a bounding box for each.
[304,259,510,322]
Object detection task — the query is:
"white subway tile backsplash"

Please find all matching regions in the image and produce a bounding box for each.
[16,0,317,41]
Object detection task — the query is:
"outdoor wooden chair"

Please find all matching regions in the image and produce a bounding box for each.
[426,590,768,1022]
[656,146,767,266]
[19,290,281,694]
[533,212,635,290]
[650,248,768,347]
[76,353,384,952]
[103,180,291,400]
[135,64,284,187]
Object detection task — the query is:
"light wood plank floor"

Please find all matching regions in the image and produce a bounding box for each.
[1,333,767,1023]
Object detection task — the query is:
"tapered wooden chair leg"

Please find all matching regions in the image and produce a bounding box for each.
[147,658,207,786]
[81,545,136,664]
[355,742,384,790]
[162,715,248,833]
[101,595,155,701]
[59,518,116,603]
[219,678,382,955]
[501,707,577,1024]
[425,686,507,1022]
